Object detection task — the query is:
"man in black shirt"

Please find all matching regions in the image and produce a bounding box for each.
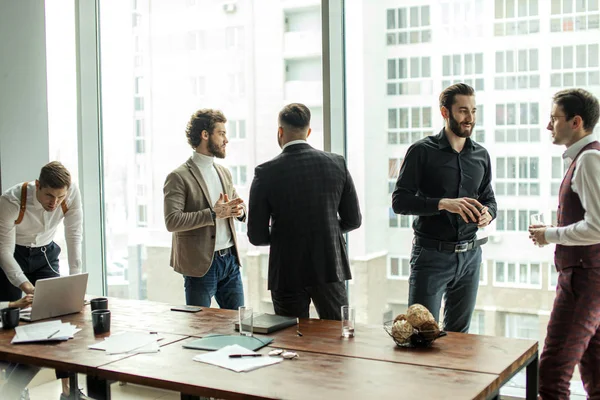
[392,83,497,333]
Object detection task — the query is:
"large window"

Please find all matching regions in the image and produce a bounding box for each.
[99,1,323,302]
[347,2,598,396]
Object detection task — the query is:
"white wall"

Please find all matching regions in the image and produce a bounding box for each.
[0,0,49,190]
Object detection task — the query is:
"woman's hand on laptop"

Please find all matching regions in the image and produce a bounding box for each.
[19,281,35,295]
[9,294,33,309]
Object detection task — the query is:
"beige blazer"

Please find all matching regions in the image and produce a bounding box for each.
[163,158,246,277]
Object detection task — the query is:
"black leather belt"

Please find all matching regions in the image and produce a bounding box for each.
[215,247,233,257]
[413,237,488,253]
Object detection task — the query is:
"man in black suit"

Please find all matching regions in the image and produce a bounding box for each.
[247,103,362,320]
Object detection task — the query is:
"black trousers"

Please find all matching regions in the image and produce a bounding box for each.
[271,281,348,320]
[0,242,68,380]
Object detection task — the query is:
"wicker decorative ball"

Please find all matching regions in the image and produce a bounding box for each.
[391,320,414,344]
[417,320,440,341]
[393,314,407,323]
[406,303,435,328]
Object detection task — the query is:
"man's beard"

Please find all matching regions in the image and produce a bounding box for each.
[207,137,225,158]
[448,111,474,138]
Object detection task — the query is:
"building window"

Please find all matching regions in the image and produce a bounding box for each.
[135,138,146,154]
[479,261,487,285]
[388,157,402,193]
[440,0,485,39]
[549,264,559,289]
[442,53,485,91]
[225,26,244,49]
[399,215,414,229]
[386,57,432,96]
[495,50,540,90]
[388,207,398,228]
[494,261,542,287]
[496,209,539,231]
[551,44,600,87]
[136,204,147,227]
[228,73,245,97]
[186,30,206,52]
[495,157,539,196]
[134,96,144,112]
[134,77,143,95]
[551,156,567,195]
[229,120,247,140]
[505,313,539,340]
[190,76,206,97]
[385,6,431,46]
[494,0,540,36]
[551,0,600,32]
[469,310,485,334]
[389,256,410,279]
[387,107,433,144]
[235,220,247,234]
[230,166,247,186]
[495,103,540,143]
[132,12,141,28]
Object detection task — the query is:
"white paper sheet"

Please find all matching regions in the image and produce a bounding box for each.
[88,332,162,354]
[92,332,162,355]
[12,320,79,343]
[192,344,283,373]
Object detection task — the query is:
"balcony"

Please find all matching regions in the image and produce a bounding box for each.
[283,31,321,59]
[284,80,322,106]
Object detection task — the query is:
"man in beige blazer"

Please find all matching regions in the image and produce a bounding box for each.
[163,109,246,309]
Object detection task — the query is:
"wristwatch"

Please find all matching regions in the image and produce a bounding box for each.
[210,209,217,221]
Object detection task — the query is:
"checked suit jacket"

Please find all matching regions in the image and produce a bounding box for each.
[247,142,362,291]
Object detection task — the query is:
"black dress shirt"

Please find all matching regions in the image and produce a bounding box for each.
[392,128,497,242]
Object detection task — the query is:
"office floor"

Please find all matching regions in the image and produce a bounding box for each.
[27,369,179,400]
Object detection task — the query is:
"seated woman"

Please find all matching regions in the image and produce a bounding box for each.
[0,295,40,400]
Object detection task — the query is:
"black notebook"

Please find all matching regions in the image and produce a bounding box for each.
[234,313,297,334]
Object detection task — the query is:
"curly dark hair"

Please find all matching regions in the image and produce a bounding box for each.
[185,109,227,149]
[553,89,600,133]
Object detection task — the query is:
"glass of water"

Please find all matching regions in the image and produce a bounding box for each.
[341,305,355,338]
[238,306,253,337]
[529,213,546,247]
[530,212,546,226]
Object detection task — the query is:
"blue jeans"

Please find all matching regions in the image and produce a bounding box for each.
[184,249,244,310]
[408,244,482,333]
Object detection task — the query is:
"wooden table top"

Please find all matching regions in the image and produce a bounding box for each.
[100,297,537,384]
[96,337,501,400]
[268,318,538,381]
[0,309,187,374]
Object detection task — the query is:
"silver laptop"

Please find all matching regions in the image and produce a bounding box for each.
[20,273,89,322]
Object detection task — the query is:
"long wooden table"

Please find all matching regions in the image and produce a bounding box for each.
[0,297,538,400]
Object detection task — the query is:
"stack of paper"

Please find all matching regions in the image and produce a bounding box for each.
[88,332,162,355]
[192,344,283,372]
[12,320,80,344]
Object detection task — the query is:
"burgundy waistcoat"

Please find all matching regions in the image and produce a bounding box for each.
[554,141,600,271]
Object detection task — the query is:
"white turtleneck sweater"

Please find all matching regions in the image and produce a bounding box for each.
[192,152,234,252]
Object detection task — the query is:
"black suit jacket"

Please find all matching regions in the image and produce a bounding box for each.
[247,143,362,291]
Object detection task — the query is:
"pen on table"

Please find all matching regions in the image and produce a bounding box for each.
[228,354,262,358]
[47,330,60,339]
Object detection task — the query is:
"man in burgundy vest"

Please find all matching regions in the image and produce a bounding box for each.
[529,89,600,400]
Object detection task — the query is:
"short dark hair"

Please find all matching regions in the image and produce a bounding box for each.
[553,89,600,133]
[278,103,311,131]
[185,109,227,149]
[38,161,71,189]
[439,83,475,110]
